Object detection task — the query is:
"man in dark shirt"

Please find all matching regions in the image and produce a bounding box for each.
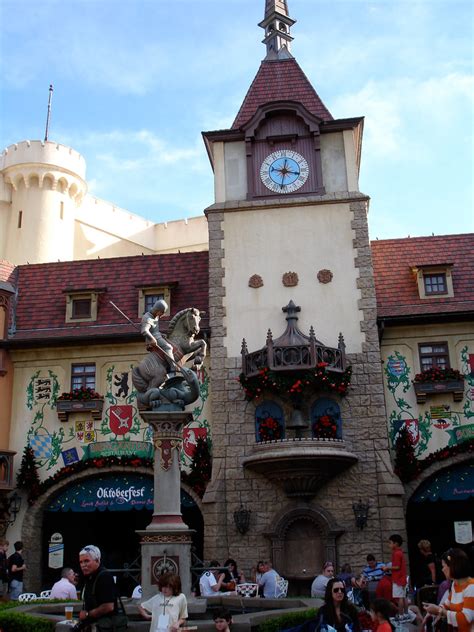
[0,539,9,597]
[8,540,26,600]
[78,545,117,627]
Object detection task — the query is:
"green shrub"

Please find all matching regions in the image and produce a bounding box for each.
[257,607,318,632]
[0,610,56,632]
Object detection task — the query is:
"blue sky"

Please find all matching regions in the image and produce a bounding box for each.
[1,0,472,239]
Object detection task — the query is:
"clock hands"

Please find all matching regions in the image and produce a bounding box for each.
[270,159,300,185]
[261,151,309,193]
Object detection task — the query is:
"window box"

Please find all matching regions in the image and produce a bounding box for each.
[413,380,465,404]
[56,397,104,422]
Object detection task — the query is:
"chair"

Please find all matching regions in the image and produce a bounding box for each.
[18,592,38,602]
[416,584,438,609]
[40,590,52,599]
[275,577,289,598]
[236,582,259,598]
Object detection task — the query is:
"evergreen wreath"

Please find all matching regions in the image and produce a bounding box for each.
[239,363,352,402]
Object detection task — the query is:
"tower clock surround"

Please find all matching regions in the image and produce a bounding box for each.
[260,149,309,193]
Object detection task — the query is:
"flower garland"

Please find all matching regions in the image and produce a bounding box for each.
[257,416,283,441]
[312,413,338,439]
[413,367,464,383]
[239,364,352,402]
[395,436,474,483]
[57,387,103,401]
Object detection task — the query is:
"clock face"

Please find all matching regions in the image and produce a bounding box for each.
[151,556,179,583]
[260,150,309,193]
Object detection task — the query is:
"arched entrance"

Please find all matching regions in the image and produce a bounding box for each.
[36,471,203,595]
[406,460,474,586]
[266,504,344,596]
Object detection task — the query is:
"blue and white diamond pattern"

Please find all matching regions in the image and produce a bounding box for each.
[29,434,52,460]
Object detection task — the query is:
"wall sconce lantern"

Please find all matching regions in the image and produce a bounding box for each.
[0,491,21,536]
[234,503,251,535]
[352,498,369,530]
[7,491,22,526]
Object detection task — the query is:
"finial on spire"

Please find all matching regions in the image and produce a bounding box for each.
[259,0,296,60]
[44,84,54,142]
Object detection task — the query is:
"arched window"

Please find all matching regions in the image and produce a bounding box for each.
[255,401,284,442]
[311,398,342,439]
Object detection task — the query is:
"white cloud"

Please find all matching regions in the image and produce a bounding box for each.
[74,129,205,172]
[333,72,473,161]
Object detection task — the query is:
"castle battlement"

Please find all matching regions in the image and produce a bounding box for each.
[1,140,86,179]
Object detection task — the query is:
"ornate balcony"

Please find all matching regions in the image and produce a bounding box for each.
[241,300,347,378]
[242,438,357,499]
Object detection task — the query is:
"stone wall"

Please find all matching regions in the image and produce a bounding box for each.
[203,198,406,583]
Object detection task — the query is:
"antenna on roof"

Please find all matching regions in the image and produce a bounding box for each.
[44,84,54,142]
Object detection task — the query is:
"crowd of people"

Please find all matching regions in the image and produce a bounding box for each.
[1,535,473,631]
[306,534,474,632]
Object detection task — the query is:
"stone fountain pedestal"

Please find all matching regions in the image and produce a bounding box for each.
[137,410,194,599]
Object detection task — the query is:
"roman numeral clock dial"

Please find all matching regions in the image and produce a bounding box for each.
[260,150,309,194]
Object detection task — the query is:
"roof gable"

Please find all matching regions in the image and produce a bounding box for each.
[232,58,333,130]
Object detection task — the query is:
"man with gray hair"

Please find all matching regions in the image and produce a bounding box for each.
[50,567,77,600]
[140,299,176,370]
[78,545,117,628]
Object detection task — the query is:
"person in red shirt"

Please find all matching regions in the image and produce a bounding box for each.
[383,534,407,615]
[375,571,395,604]
[370,598,396,632]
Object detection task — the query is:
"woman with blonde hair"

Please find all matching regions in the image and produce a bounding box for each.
[417,539,437,586]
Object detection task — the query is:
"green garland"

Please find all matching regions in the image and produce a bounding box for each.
[239,363,352,401]
[27,451,212,504]
[395,436,474,483]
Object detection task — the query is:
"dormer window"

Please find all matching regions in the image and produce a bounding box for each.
[64,288,105,323]
[72,297,92,319]
[412,264,454,299]
[423,273,447,295]
[137,286,172,317]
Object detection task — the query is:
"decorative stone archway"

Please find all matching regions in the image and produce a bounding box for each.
[265,503,344,586]
[21,466,203,594]
[403,453,474,507]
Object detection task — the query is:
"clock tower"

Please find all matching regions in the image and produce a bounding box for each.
[202,1,405,578]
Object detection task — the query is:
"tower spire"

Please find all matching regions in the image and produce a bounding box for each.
[259,0,296,60]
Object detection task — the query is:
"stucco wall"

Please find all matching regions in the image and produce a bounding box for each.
[222,201,365,356]
[380,322,474,457]
[224,141,247,201]
[320,132,348,193]
[7,343,211,548]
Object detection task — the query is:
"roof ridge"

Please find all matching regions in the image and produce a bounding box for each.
[371,233,474,245]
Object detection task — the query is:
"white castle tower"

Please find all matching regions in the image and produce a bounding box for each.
[0,140,87,265]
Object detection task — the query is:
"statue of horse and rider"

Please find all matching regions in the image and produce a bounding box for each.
[131,299,207,411]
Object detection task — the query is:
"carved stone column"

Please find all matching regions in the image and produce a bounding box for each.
[137,410,194,599]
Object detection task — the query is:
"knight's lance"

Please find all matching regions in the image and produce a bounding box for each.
[109,300,183,373]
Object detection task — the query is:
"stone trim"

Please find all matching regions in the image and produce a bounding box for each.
[205,191,369,215]
[403,452,473,510]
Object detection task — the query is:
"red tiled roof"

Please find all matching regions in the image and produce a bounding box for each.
[8,252,209,342]
[232,58,333,129]
[371,234,474,319]
[0,260,16,285]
